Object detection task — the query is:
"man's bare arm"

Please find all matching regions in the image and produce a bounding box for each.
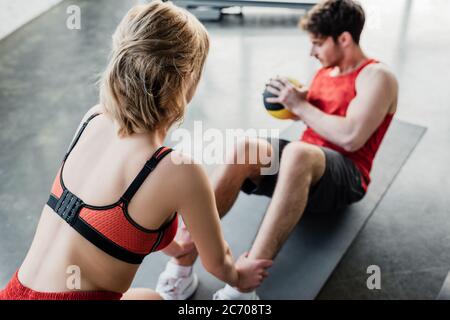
[267,65,398,152]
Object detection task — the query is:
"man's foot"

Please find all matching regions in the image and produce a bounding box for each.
[156,261,198,300]
[213,285,260,300]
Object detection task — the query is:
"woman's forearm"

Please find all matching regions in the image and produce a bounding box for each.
[206,245,239,287]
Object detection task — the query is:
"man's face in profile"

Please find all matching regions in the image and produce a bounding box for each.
[309,34,343,68]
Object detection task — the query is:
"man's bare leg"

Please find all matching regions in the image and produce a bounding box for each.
[213,140,326,299]
[157,139,325,299]
[248,141,325,260]
[173,140,326,263]
[172,138,273,266]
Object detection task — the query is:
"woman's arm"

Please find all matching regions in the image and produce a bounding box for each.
[171,154,272,290]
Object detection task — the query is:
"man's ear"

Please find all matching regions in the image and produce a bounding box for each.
[338,32,354,48]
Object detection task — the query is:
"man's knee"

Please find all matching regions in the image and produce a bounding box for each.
[280,142,325,182]
[232,137,272,165]
[225,137,273,180]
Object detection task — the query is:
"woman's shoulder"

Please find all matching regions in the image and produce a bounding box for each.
[137,150,212,207]
[160,151,207,181]
[83,104,104,120]
[72,105,104,127]
[155,150,211,193]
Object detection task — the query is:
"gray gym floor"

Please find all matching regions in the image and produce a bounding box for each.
[1,0,449,299]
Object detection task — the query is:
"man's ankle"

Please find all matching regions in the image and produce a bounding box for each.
[173,250,198,266]
[165,261,193,278]
[223,285,256,298]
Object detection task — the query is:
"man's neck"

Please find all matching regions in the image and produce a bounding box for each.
[335,47,368,76]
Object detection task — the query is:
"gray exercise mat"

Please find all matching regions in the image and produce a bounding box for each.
[132,119,426,300]
[437,271,450,300]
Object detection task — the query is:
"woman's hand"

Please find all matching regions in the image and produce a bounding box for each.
[235,252,273,292]
[162,222,196,258]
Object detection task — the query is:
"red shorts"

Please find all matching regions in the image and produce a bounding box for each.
[0,270,122,300]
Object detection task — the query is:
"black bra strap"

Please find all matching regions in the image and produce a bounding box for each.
[121,147,173,203]
[63,113,101,161]
[47,194,146,264]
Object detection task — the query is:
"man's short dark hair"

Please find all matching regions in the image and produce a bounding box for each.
[300,0,365,44]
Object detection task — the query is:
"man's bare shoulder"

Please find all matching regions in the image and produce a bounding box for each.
[359,62,398,86]
[356,62,399,113]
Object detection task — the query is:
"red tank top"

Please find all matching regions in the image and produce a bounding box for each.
[301,59,394,191]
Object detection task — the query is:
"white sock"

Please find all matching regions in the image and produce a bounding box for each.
[223,284,255,298]
[166,261,193,278]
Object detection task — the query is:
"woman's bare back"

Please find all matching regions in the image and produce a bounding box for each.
[19,105,179,293]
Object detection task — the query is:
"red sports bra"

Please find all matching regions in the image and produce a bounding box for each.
[46,113,178,264]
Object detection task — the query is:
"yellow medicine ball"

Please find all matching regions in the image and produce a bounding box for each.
[263,77,302,120]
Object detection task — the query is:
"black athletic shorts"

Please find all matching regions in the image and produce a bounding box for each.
[241,138,366,214]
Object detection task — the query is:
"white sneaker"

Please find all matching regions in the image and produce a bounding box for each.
[213,285,260,300]
[155,265,199,300]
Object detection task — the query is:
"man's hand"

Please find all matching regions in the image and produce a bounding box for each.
[265,77,308,119]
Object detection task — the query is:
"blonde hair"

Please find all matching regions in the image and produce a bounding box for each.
[99,0,209,136]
